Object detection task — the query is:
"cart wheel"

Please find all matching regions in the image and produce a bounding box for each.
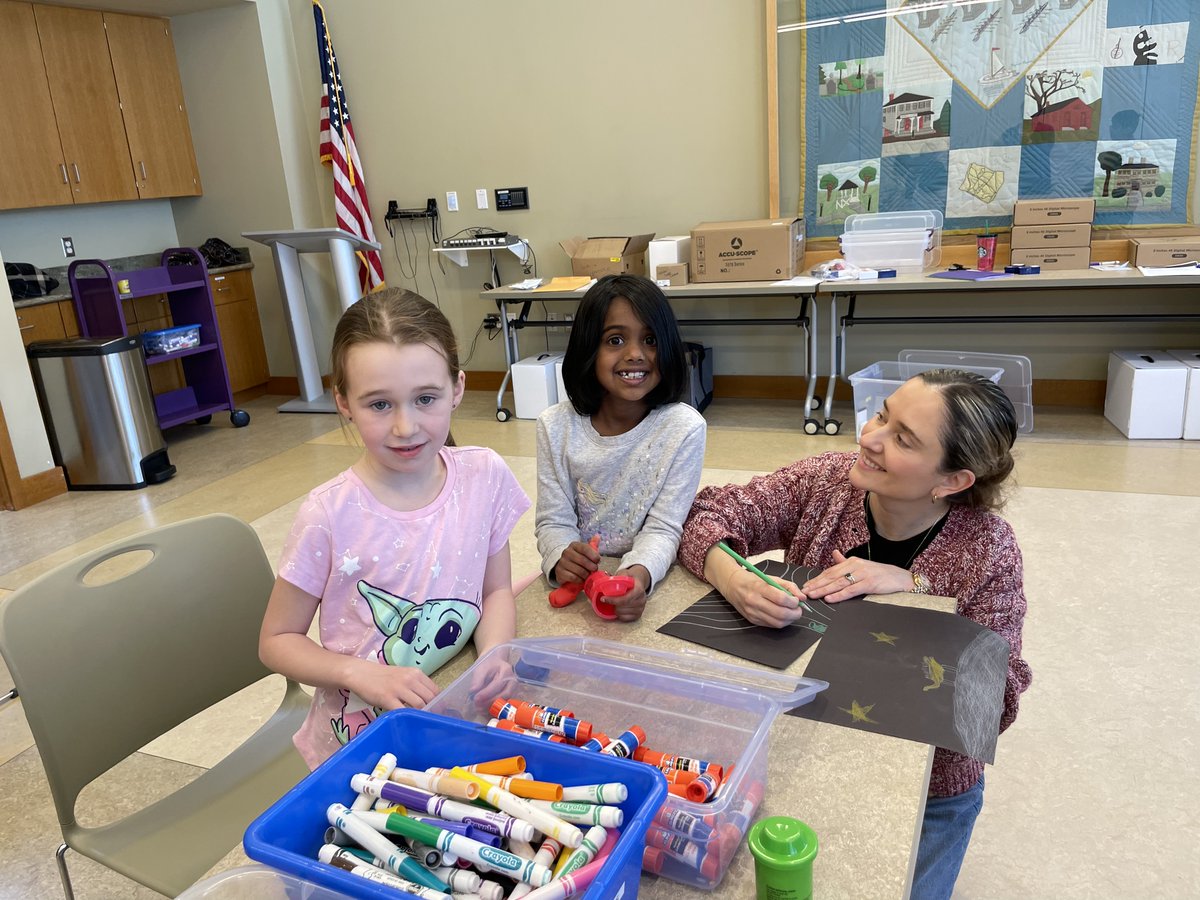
[194,414,212,425]
[823,418,842,436]
[809,394,823,411]
[803,418,820,435]
[496,408,513,423]
[230,409,251,427]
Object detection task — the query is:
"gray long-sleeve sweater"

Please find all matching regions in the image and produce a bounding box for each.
[535,400,707,591]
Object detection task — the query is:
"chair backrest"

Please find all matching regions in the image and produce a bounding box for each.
[0,513,277,830]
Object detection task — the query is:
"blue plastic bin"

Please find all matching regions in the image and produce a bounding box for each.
[243,708,667,899]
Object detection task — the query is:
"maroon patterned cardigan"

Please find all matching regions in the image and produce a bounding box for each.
[678,451,1032,797]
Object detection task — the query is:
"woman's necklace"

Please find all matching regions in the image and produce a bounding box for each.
[865,493,946,569]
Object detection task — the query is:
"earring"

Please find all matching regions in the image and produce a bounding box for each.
[931,491,939,504]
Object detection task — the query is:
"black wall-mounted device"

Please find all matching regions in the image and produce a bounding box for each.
[495,187,529,211]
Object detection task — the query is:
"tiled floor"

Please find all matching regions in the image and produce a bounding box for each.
[0,392,1197,898]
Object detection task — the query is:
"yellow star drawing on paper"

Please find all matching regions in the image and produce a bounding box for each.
[870,631,899,645]
[923,656,946,692]
[839,700,879,725]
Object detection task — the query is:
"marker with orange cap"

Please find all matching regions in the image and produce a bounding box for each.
[601,726,645,759]
[427,767,563,802]
[461,755,528,776]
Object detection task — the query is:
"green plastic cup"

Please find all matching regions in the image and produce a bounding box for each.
[747,815,819,900]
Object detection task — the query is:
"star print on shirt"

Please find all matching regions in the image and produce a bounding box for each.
[339,554,361,577]
[430,561,442,578]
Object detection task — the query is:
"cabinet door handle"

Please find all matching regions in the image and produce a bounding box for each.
[19,323,35,332]
[59,164,69,184]
[215,286,231,292]
[139,161,147,180]
[71,163,81,184]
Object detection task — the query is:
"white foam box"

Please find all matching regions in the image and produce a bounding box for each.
[1104,350,1187,439]
[511,352,563,419]
[648,235,692,280]
[1166,349,1200,439]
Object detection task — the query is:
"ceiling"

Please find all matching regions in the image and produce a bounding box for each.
[32,0,250,16]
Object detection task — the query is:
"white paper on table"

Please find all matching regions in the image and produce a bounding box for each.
[772,275,824,286]
[1137,263,1200,277]
[509,278,544,290]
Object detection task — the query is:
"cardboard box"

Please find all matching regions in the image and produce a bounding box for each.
[1009,247,1091,270]
[1104,350,1187,439]
[1012,198,1095,225]
[690,217,805,283]
[559,233,655,278]
[1129,237,1200,267]
[1166,349,1200,439]
[648,235,692,280]
[685,342,713,412]
[1009,223,1091,249]
[655,262,688,286]
[511,352,563,419]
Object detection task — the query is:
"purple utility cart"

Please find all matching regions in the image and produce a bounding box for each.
[69,248,249,429]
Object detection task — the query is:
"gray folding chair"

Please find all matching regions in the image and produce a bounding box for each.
[0,513,310,898]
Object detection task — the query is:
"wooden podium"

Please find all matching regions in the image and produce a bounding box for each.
[243,228,381,413]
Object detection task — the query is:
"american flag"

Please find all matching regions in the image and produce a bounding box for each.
[314,1,384,293]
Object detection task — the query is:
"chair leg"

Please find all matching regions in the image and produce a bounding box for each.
[54,843,76,900]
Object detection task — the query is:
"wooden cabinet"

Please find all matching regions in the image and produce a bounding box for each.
[0,1,201,211]
[15,303,68,348]
[33,3,139,205]
[210,270,270,393]
[104,12,202,199]
[59,300,80,338]
[0,2,74,208]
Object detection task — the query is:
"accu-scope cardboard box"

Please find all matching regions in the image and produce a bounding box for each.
[1012,198,1095,225]
[1129,237,1200,267]
[1009,223,1091,249]
[1009,247,1091,270]
[690,217,805,283]
[559,233,655,278]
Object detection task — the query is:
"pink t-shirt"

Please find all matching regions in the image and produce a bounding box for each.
[279,445,530,768]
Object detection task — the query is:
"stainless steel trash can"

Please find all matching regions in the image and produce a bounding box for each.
[27,335,176,489]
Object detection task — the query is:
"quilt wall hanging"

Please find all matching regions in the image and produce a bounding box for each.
[801,0,1200,236]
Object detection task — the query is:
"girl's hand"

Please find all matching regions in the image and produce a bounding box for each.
[802,550,914,603]
[468,657,518,712]
[723,568,806,629]
[346,658,439,710]
[555,539,601,585]
[609,565,650,623]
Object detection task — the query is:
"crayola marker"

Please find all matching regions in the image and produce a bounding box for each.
[381,811,554,887]
[350,773,535,841]
[461,754,528,776]
[601,727,645,759]
[559,782,629,804]
[525,799,624,828]
[555,824,607,877]
[431,865,481,892]
[317,845,451,899]
[325,804,435,885]
[389,765,480,801]
[337,845,450,892]
[509,835,565,900]
[519,849,609,899]
[508,837,537,860]
[352,752,397,811]
[426,767,563,802]
[450,766,584,848]
[476,881,505,900]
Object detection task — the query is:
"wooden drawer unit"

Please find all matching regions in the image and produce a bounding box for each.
[210,269,269,393]
[16,303,67,347]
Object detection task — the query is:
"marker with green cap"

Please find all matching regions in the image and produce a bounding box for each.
[747,815,819,900]
[381,808,554,887]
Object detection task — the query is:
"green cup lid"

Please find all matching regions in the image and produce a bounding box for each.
[748,816,819,867]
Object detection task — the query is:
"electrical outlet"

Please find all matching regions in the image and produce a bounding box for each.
[61,236,75,258]
[446,191,458,212]
[476,188,489,210]
[546,311,562,333]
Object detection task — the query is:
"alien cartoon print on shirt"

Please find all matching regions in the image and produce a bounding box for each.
[330,579,481,745]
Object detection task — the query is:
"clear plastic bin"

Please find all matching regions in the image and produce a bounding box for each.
[840,210,943,272]
[426,637,828,891]
[899,349,1033,435]
[143,323,201,355]
[849,359,1003,439]
[179,865,352,899]
[243,707,667,899]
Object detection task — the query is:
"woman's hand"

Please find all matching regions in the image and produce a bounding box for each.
[802,550,915,602]
[554,539,601,585]
[345,657,440,711]
[723,568,807,629]
[609,565,650,623]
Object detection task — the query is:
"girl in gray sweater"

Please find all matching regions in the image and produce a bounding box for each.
[535,275,706,621]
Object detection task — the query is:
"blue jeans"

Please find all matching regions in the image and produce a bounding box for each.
[911,774,984,900]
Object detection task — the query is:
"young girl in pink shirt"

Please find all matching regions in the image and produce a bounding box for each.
[259,289,529,768]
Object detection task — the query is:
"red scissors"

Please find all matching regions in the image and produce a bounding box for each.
[548,536,635,620]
